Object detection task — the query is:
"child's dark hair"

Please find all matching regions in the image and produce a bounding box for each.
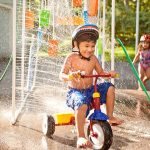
[76,33,97,47]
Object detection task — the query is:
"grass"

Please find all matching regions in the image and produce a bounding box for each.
[105,46,135,61]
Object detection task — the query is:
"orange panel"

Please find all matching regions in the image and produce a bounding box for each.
[48,40,58,56]
[56,17,83,25]
[73,16,84,25]
[25,10,34,29]
[72,0,82,7]
[88,0,98,16]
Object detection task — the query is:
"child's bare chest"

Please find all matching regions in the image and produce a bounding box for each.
[71,58,95,73]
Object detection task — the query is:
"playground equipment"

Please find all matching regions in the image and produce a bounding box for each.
[56,0,84,26]
[43,72,114,150]
[25,10,34,29]
[72,0,82,7]
[39,10,51,27]
[48,39,58,56]
[25,0,34,29]
[39,0,51,27]
[56,16,84,26]
[88,0,98,16]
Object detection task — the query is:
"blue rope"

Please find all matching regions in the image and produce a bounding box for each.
[83,10,89,25]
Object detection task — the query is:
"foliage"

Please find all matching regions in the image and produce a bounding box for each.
[105,0,150,46]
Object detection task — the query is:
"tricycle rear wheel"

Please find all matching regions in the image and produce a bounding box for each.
[42,114,55,136]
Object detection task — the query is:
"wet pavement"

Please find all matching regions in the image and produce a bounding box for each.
[0,62,150,150]
[0,89,150,150]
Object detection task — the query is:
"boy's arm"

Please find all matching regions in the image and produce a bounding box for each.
[59,72,70,82]
[59,55,72,82]
[94,56,104,74]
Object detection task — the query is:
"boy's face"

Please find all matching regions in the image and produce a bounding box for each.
[78,41,96,59]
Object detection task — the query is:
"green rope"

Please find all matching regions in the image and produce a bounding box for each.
[116,38,150,102]
[0,55,12,81]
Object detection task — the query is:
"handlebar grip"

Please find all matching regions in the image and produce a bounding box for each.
[68,74,74,80]
[68,73,81,80]
[114,73,120,78]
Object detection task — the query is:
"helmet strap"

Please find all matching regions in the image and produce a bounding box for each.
[72,47,79,52]
[79,51,91,61]
[72,48,91,61]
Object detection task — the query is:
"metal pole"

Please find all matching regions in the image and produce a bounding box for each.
[12,0,16,124]
[84,0,88,12]
[96,0,100,58]
[21,0,26,111]
[97,0,100,27]
[102,0,106,69]
[135,0,140,53]
[111,0,115,84]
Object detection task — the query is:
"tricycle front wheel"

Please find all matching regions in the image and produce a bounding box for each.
[87,120,113,150]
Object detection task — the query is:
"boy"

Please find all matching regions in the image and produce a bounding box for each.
[59,24,123,148]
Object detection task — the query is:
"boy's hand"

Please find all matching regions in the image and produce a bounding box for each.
[109,71,118,78]
[68,70,81,81]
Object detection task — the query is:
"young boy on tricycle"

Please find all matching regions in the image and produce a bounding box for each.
[59,24,123,148]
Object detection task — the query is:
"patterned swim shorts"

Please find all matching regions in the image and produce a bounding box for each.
[66,82,114,111]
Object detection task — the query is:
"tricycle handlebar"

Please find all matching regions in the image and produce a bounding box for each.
[81,73,112,78]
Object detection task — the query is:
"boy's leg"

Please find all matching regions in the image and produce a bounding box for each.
[75,104,92,148]
[106,86,123,125]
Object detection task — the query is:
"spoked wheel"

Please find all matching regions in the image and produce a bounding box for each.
[87,120,113,150]
[42,114,55,136]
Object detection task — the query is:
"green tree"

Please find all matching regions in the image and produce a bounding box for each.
[105,0,150,45]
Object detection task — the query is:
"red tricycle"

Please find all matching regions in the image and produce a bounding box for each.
[42,73,114,150]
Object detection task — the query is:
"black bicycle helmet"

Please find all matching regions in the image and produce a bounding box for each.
[72,24,99,45]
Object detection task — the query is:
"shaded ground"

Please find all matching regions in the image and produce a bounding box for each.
[0,60,150,150]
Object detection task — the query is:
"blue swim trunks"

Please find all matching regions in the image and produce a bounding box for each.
[66,82,114,111]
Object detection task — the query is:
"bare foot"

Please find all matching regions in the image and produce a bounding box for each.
[108,116,124,126]
[77,137,92,149]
